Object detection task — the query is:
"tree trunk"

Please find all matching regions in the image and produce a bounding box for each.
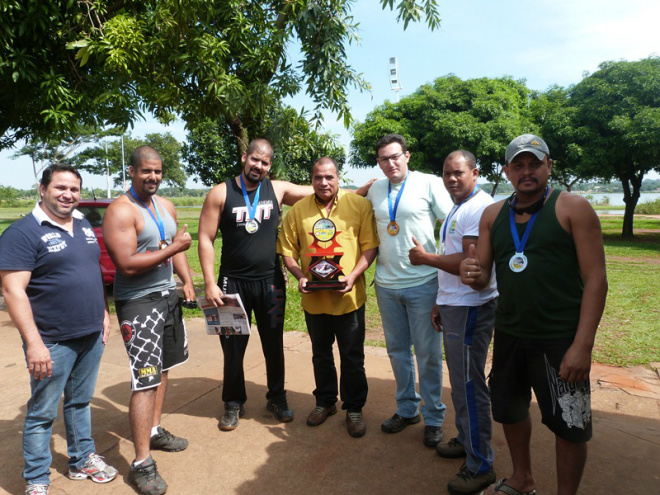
[490,169,504,196]
[228,118,249,165]
[619,171,643,237]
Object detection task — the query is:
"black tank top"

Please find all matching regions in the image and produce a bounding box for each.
[219,177,280,279]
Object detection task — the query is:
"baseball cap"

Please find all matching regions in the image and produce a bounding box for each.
[505,134,550,163]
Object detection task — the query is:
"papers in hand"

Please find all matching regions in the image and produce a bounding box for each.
[197,294,251,336]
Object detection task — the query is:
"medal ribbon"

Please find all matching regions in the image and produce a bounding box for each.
[441,186,480,244]
[387,172,409,224]
[508,186,549,254]
[240,175,261,222]
[130,187,165,243]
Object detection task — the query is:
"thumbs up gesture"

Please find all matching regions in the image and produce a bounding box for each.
[459,244,481,286]
[172,224,192,252]
[408,235,427,266]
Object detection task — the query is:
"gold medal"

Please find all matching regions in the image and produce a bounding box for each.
[387,221,400,236]
[159,240,169,250]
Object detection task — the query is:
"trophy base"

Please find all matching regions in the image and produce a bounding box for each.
[305,280,347,291]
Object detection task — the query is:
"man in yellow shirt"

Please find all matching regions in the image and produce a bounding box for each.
[278,157,379,438]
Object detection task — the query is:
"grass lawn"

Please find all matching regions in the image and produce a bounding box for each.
[0,206,658,367]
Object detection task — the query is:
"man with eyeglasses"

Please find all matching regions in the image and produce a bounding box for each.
[364,133,452,448]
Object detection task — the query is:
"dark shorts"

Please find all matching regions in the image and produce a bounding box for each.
[116,290,189,391]
[490,330,592,443]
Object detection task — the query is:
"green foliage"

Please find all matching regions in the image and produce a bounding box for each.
[571,56,660,236]
[0,1,140,149]
[528,86,595,191]
[74,132,188,188]
[182,105,346,186]
[1,0,442,157]
[350,75,534,188]
[636,199,660,215]
[10,126,123,189]
[0,185,19,206]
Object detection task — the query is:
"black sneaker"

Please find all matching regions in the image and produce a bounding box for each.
[447,463,496,495]
[219,403,245,431]
[266,399,294,422]
[127,455,168,495]
[436,437,467,458]
[150,426,188,452]
[381,413,421,433]
[423,425,444,447]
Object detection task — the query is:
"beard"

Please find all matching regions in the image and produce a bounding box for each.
[244,168,263,184]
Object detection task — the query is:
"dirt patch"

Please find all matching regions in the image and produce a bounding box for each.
[607,256,660,264]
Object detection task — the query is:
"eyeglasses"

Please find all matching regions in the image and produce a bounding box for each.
[377,152,405,164]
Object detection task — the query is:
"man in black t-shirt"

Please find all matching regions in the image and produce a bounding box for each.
[198,139,313,430]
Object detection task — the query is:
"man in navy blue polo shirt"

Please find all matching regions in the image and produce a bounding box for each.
[0,164,117,495]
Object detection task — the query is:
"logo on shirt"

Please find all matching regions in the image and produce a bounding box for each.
[40,232,67,253]
[449,220,457,234]
[139,366,158,378]
[121,320,136,344]
[232,201,274,224]
[82,227,98,244]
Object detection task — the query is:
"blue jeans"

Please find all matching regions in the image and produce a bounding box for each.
[22,331,104,485]
[375,278,446,426]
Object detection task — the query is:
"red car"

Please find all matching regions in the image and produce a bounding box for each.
[77,199,116,286]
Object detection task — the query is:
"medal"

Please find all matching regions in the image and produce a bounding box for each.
[387,173,409,237]
[245,219,259,234]
[509,253,528,272]
[159,240,169,250]
[240,174,261,234]
[387,221,400,236]
[508,187,549,273]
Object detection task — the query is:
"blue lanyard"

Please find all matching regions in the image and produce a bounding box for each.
[387,172,409,223]
[441,186,480,244]
[130,187,165,242]
[239,175,261,221]
[508,186,549,253]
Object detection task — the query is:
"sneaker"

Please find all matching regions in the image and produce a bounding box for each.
[306,404,337,426]
[25,484,49,495]
[436,437,467,458]
[381,412,421,433]
[266,399,294,422]
[346,411,366,438]
[150,426,189,452]
[447,463,496,495]
[68,452,118,483]
[219,403,245,431]
[423,425,444,447]
[127,455,168,495]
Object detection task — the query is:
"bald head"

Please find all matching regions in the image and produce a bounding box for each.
[245,139,273,159]
[130,145,162,170]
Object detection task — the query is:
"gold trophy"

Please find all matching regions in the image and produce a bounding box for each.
[305,218,346,291]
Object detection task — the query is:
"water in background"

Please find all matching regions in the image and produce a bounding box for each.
[493,192,660,208]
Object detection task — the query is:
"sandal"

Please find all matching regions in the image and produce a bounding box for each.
[481,478,537,495]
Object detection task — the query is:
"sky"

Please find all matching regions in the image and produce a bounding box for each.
[1,0,659,191]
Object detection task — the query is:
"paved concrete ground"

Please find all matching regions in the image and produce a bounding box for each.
[0,312,659,495]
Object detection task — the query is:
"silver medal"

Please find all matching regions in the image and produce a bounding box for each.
[509,252,528,272]
[245,219,259,234]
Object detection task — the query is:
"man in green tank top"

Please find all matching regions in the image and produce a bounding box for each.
[459,135,608,495]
